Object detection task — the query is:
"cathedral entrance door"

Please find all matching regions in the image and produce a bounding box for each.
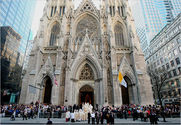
[121,76,131,104]
[121,85,129,104]
[43,76,52,104]
[79,85,94,106]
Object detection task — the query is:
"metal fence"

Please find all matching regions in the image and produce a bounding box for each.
[2,112,180,118]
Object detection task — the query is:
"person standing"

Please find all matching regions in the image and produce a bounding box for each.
[100,111,104,124]
[110,112,114,124]
[70,111,75,122]
[23,107,27,120]
[143,109,148,122]
[106,111,110,125]
[91,111,95,124]
[123,109,127,119]
[58,108,62,118]
[47,117,52,124]
[132,108,137,121]
[150,109,158,124]
[88,112,91,124]
[10,110,16,121]
[65,111,70,122]
[95,111,100,124]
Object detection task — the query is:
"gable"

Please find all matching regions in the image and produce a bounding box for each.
[119,55,135,81]
[74,0,100,17]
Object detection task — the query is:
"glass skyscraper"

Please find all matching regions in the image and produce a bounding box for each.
[129,0,181,55]
[128,0,149,54]
[0,0,36,104]
[164,0,181,21]
[0,0,36,55]
[140,0,166,41]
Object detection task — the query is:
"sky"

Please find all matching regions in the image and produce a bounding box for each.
[31,0,101,38]
[31,0,46,38]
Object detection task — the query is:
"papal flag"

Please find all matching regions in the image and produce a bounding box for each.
[118,71,127,88]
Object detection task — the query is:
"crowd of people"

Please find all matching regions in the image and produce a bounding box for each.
[0,102,180,124]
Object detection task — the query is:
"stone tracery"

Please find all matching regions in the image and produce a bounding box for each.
[79,63,94,80]
[114,23,124,46]
[49,22,60,46]
[76,15,99,42]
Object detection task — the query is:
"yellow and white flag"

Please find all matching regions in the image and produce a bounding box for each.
[118,71,127,88]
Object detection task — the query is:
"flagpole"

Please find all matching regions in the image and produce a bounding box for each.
[38,83,43,119]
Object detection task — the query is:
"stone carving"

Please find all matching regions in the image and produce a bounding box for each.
[80,85,94,92]
[79,64,94,80]
[114,23,124,46]
[76,15,99,40]
[49,23,60,46]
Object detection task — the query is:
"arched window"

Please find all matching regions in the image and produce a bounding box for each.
[114,23,124,46]
[76,15,99,42]
[49,23,60,46]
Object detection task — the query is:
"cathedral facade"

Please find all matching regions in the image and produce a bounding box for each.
[20,0,154,106]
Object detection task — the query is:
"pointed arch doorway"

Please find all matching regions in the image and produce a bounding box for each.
[43,76,52,104]
[121,76,131,105]
[79,85,94,106]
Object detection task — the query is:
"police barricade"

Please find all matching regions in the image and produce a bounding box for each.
[38,112,66,118]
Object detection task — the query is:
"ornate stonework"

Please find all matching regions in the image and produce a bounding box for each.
[20,0,154,106]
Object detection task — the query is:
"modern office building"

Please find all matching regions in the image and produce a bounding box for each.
[164,0,181,21]
[128,0,149,54]
[0,0,36,55]
[1,26,22,104]
[23,40,34,70]
[129,0,181,55]
[145,14,181,105]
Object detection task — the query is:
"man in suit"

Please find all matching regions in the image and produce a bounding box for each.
[88,112,91,124]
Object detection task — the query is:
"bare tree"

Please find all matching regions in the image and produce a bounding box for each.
[147,67,168,122]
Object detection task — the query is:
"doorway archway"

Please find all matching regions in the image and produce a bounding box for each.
[43,76,52,104]
[79,85,94,106]
[121,76,131,104]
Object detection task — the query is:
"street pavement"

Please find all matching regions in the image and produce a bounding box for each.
[0,117,180,125]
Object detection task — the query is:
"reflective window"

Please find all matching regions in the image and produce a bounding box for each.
[178,67,181,74]
[171,81,175,87]
[166,63,170,69]
[175,58,180,65]
[168,71,172,78]
[179,46,181,52]
[170,60,175,67]
[177,38,181,43]
[160,57,164,64]
[168,52,172,59]
[173,49,178,56]
[173,69,177,76]
[162,65,165,70]
[176,79,180,87]
[157,60,160,65]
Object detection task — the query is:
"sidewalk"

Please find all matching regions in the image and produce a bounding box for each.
[1,117,180,124]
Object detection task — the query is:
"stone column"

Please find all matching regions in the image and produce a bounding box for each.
[112,74,122,106]
[51,84,59,105]
[103,67,109,106]
[99,79,104,106]
[95,80,100,106]
[132,83,139,104]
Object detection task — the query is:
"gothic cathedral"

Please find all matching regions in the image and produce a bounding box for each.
[20,0,154,106]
